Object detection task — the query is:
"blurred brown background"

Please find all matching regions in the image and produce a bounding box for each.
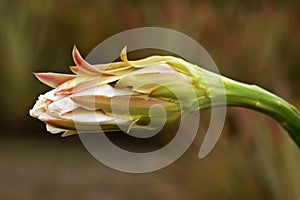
[0,0,300,199]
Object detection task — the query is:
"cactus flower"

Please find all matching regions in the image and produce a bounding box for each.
[30,46,201,137]
[30,46,300,148]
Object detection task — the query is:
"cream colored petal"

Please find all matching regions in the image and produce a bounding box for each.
[43,89,65,101]
[69,109,113,123]
[55,74,123,95]
[71,85,132,111]
[62,109,130,132]
[46,123,67,134]
[29,89,62,118]
[48,97,79,115]
[61,108,129,125]
[38,112,75,130]
[29,99,46,118]
[55,75,98,94]
[72,84,132,98]
[70,95,109,110]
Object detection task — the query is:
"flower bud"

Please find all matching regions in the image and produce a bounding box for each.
[30,46,207,137]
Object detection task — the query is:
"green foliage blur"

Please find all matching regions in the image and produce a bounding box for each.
[0,0,299,199]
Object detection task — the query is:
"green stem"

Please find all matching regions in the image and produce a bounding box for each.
[197,71,300,147]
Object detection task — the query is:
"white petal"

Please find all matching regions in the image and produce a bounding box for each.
[38,112,59,121]
[67,109,114,123]
[72,84,112,97]
[46,124,67,134]
[48,97,79,115]
[72,84,132,98]
[29,99,46,118]
[43,89,65,101]
[62,109,129,125]
[29,91,57,117]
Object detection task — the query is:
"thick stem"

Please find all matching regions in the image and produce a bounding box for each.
[197,72,300,148]
[225,77,300,147]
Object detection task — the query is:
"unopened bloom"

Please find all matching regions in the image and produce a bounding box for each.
[29,46,208,137]
[30,46,300,148]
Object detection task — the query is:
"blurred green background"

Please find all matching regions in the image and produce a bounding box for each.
[1,0,300,199]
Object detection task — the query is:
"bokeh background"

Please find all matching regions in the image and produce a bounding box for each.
[1,0,300,199]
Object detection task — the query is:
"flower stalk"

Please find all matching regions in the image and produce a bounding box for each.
[176,60,300,147]
[219,77,300,146]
